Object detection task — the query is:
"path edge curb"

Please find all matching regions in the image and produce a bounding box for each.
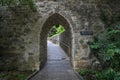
[26,70,39,80]
[74,70,84,80]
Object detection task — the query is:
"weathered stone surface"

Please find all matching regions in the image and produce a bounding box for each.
[0,0,119,71]
[74,60,91,69]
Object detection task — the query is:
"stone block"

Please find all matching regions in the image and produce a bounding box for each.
[74,60,91,69]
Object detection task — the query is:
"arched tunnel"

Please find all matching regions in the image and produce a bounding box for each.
[39,13,73,69]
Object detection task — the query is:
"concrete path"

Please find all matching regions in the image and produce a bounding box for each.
[30,41,81,80]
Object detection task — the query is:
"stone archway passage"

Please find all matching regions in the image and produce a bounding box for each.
[30,41,81,80]
[39,13,73,69]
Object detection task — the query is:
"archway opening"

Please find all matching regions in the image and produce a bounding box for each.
[39,13,73,69]
[48,24,65,39]
[47,24,72,57]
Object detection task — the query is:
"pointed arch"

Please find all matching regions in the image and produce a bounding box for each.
[39,13,74,69]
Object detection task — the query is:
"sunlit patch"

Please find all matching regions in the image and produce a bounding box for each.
[48,24,65,38]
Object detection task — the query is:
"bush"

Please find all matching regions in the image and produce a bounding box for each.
[85,8,120,80]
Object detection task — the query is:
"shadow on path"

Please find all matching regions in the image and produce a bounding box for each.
[30,41,81,80]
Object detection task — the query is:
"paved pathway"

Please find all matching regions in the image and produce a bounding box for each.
[30,41,81,80]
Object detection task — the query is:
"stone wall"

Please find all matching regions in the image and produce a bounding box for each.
[0,5,40,71]
[0,0,119,71]
[60,27,72,57]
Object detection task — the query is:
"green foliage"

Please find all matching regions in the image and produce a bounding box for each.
[94,68,120,80]
[115,72,120,80]
[78,69,97,76]
[78,69,99,80]
[78,69,88,76]
[16,74,26,80]
[86,8,120,80]
[90,28,120,69]
[90,42,100,50]
[48,24,65,38]
[95,68,116,80]
[78,68,120,80]
[115,23,120,29]
[0,0,16,6]
[0,72,26,80]
[90,14,120,68]
[27,0,36,12]
[0,71,33,80]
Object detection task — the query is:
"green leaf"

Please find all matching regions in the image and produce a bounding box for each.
[107,49,115,56]
[115,49,120,54]
[90,42,100,49]
[108,30,120,35]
